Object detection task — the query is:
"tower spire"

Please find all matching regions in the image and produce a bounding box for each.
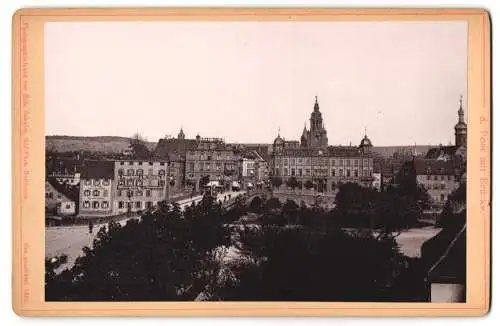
[458,94,465,123]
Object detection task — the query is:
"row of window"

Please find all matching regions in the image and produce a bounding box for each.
[433,194,448,202]
[83,189,109,197]
[186,162,236,172]
[117,189,163,197]
[424,183,448,190]
[82,200,110,209]
[276,158,372,167]
[119,161,166,166]
[83,179,111,186]
[426,175,454,181]
[277,167,373,177]
[45,192,62,200]
[118,178,166,187]
[118,201,154,209]
[118,168,166,176]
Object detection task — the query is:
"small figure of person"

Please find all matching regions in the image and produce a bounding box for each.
[224,195,227,202]
[88,220,94,234]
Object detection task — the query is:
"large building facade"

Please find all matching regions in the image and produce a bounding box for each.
[113,160,169,214]
[271,97,375,194]
[79,160,115,217]
[185,136,241,191]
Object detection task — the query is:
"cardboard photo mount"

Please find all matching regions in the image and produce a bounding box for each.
[12,7,491,317]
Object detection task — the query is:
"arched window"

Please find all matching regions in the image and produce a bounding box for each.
[92,190,100,196]
[93,201,99,208]
[84,190,91,196]
[127,169,134,176]
[83,201,90,208]
[118,169,124,176]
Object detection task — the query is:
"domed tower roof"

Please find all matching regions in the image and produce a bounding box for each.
[359,128,373,152]
[360,135,373,147]
[273,132,284,145]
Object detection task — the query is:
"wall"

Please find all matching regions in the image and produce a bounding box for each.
[417,174,459,206]
[113,160,168,214]
[79,178,114,217]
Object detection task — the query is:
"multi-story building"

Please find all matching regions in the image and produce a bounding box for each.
[184,135,241,191]
[79,160,115,217]
[271,97,375,194]
[166,152,186,193]
[414,158,462,208]
[113,160,168,214]
[240,150,269,188]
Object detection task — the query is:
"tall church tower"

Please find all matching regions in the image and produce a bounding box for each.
[454,95,467,147]
[308,96,328,148]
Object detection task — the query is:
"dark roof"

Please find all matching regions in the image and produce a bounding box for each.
[425,145,458,159]
[153,138,198,158]
[414,159,459,176]
[166,152,185,162]
[425,225,466,283]
[81,160,115,180]
[47,178,80,202]
[46,157,84,175]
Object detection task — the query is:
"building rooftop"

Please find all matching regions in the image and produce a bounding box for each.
[81,160,115,180]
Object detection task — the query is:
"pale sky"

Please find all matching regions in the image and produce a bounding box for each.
[45,21,467,146]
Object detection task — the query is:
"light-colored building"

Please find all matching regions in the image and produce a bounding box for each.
[414,159,461,208]
[271,97,375,194]
[113,160,168,214]
[240,150,269,189]
[79,160,115,217]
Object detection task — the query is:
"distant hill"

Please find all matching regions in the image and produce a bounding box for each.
[46,135,156,153]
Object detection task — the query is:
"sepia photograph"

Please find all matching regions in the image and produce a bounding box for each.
[43,19,468,303]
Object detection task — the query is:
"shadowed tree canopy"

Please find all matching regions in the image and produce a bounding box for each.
[219,226,420,301]
[45,194,230,301]
[130,133,151,160]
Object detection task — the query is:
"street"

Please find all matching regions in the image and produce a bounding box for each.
[45,190,246,273]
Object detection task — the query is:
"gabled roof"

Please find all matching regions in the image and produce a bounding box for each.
[153,138,198,158]
[46,178,80,202]
[81,160,115,180]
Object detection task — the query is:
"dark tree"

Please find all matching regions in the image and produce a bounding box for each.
[130,133,151,160]
[270,177,283,189]
[286,177,299,190]
[220,226,410,301]
[45,195,229,301]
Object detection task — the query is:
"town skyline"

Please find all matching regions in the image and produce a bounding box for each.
[45,21,467,146]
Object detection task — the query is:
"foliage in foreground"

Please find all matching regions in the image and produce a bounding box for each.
[45,195,229,301]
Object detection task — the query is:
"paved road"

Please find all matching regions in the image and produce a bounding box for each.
[46,191,246,272]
